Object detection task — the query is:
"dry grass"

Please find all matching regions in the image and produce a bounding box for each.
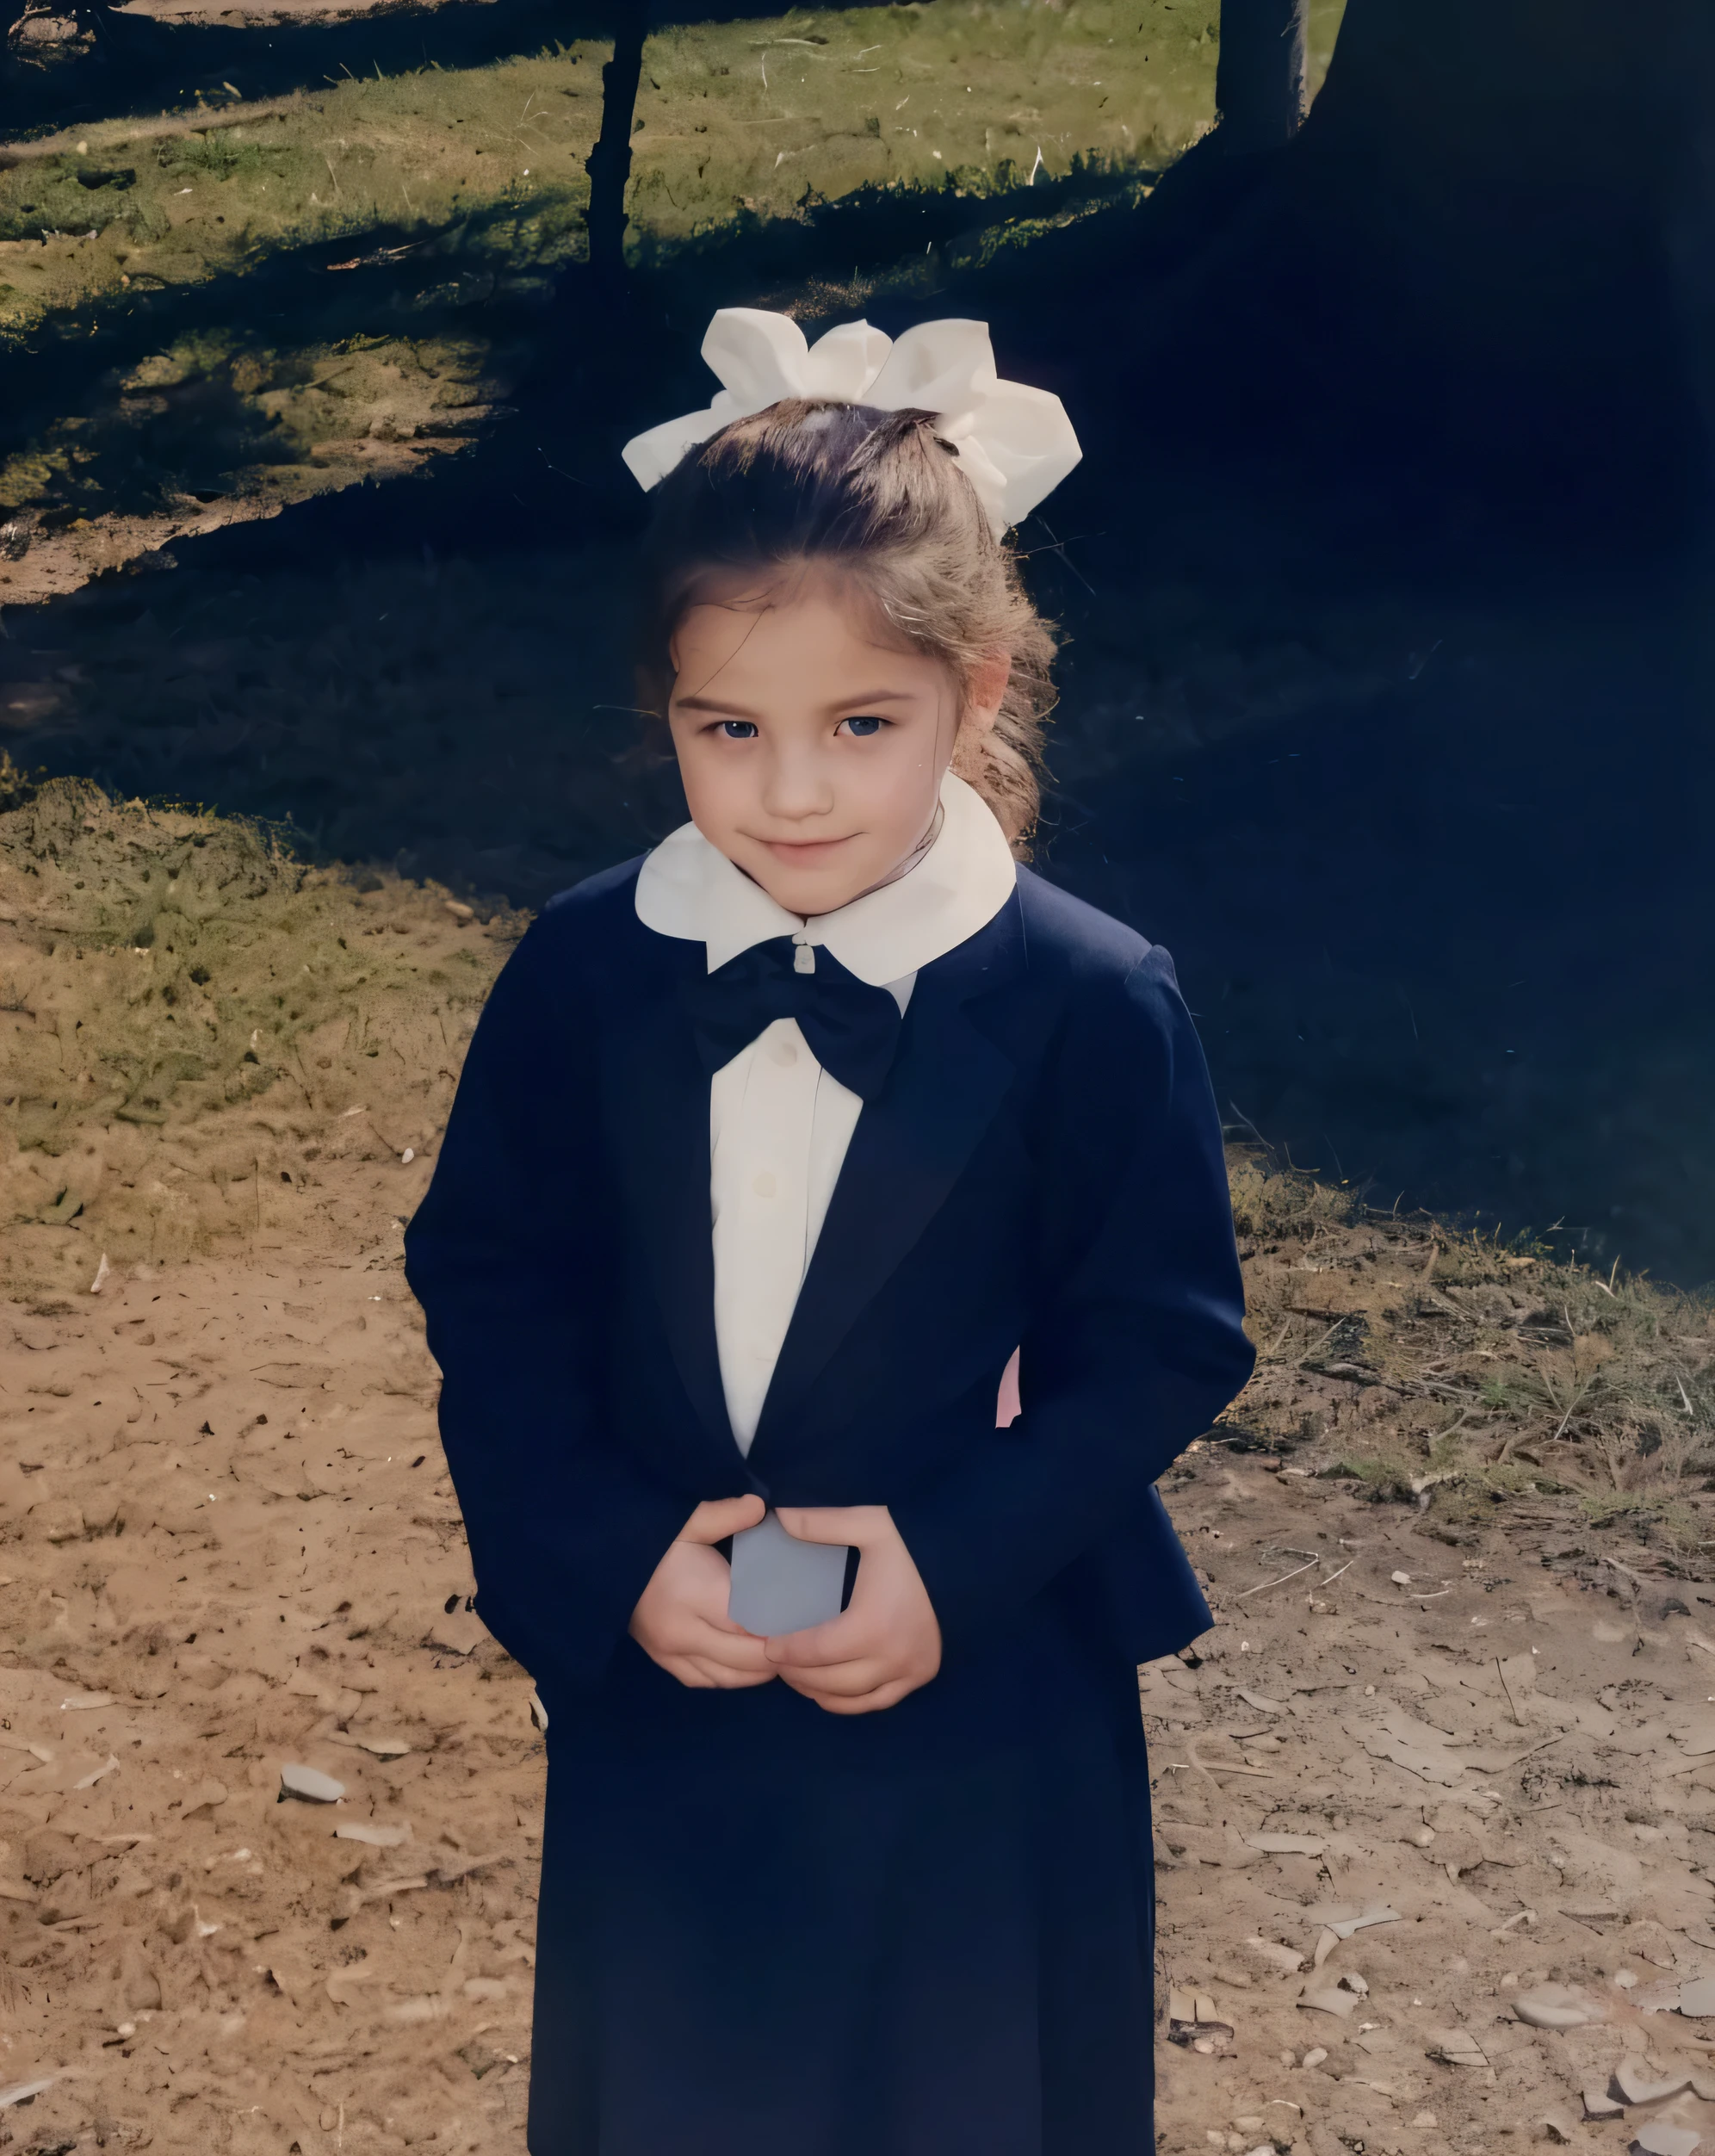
[0,766,525,1297]
[1227,1149,1715,1553]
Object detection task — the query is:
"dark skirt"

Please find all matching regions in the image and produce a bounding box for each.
[525,1598,1155,2156]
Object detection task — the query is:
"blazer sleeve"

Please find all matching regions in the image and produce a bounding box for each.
[888,946,1254,1657]
[404,916,691,1699]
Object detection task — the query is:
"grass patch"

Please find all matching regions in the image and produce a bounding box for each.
[1229,1147,1715,1539]
[0,50,605,348]
[0,770,524,1292]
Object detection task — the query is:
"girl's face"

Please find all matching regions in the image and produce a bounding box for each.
[666,562,1007,917]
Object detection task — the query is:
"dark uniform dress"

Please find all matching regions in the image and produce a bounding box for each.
[404,861,1255,2156]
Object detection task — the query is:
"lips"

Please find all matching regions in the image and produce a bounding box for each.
[758,836,854,864]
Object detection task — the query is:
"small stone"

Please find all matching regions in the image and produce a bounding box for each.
[0,2077,59,2110]
[333,1822,410,1847]
[1613,2062,1695,2106]
[1631,2126,1701,2156]
[279,1763,345,1804]
[1585,2085,1625,2120]
[1428,2027,1490,2067]
[1410,2115,1438,2131]
[1298,1987,1359,2019]
[426,1606,487,1656]
[1245,1937,1306,1976]
[1300,2047,1328,2069]
[1514,1983,1600,2030]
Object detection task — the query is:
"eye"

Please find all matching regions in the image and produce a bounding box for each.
[838,715,886,738]
[715,719,758,740]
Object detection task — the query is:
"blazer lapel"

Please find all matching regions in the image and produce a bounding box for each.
[600,950,740,1465]
[748,891,1026,1464]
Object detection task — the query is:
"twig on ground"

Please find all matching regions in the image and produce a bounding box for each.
[1239,1557,1320,1600]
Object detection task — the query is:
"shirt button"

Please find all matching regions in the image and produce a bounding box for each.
[768,1033,798,1068]
[752,1170,777,1199]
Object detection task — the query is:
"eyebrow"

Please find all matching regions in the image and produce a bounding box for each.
[675,688,921,716]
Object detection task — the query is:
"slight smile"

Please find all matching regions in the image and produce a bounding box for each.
[756,835,858,865]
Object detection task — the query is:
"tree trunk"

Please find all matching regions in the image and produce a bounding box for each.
[1216,0,1308,154]
[584,0,648,288]
[1288,0,1715,546]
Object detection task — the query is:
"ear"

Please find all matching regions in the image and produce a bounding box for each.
[963,651,1012,736]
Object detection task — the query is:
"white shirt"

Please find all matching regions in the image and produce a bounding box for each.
[634,770,1018,1453]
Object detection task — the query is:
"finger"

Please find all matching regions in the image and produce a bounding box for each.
[777,1656,895,1699]
[686,1620,775,1669]
[694,1660,777,1689]
[781,1670,914,1713]
[678,1494,767,1545]
[666,1646,771,1688]
[811,1680,915,1716]
[763,1614,871,1666]
[772,1503,884,1547]
[662,1659,715,1688]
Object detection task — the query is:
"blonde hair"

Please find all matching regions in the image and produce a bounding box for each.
[634,397,1059,848]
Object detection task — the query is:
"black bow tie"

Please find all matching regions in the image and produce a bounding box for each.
[680,939,904,1101]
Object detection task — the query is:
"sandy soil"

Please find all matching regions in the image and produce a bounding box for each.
[6,1231,1715,2155]
[0,1168,550,2153]
[1148,1459,1715,2156]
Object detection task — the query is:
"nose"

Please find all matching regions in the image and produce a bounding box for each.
[759,743,835,825]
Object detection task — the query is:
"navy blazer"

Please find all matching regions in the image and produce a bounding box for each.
[404,858,1254,1707]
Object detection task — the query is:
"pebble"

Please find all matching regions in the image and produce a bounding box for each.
[1631,2126,1701,2156]
[1613,2063,1695,2106]
[279,1763,345,1804]
[0,2079,59,2110]
[1514,1983,1601,2030]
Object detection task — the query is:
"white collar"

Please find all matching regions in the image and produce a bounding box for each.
[634,769,1018,983]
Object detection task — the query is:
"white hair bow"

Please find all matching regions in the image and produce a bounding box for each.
[621,307,1080,537]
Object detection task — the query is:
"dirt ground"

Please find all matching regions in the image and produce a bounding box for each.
[7,1238,1715,2156]
[3,781,1715,2155]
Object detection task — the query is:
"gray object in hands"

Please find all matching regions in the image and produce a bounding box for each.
[728,1510,850,1636]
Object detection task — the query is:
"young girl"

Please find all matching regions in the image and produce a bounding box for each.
[405,309,1255,2156]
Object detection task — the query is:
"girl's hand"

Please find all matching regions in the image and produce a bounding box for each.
[628,1495,776,1689]
[763,1506,942,1714]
